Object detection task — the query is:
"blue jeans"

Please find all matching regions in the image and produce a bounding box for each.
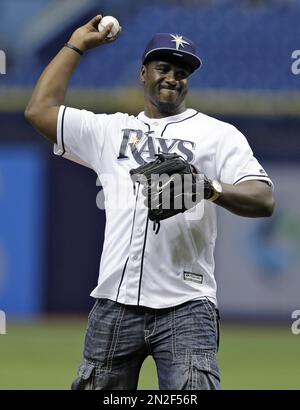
[71,298,221,390]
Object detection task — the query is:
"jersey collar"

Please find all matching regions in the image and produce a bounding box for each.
[137,109,197,125]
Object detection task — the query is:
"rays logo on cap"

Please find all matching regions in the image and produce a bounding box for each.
[170,34,190,50]
[142,33,202,73]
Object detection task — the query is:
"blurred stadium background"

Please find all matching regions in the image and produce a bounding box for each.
[0,0,300,390]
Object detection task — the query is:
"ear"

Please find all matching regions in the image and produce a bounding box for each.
[140,65,146,83]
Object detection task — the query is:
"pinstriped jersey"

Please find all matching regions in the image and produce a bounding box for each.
[54,106,273,308]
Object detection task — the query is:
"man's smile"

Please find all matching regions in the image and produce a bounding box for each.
[159,86,180,94]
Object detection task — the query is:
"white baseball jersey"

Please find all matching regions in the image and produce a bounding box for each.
[54,106,273,309]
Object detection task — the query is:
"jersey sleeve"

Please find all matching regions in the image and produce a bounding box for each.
[54,105,109,170]
[216,125,273,188]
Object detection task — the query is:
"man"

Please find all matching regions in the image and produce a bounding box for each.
[25,16,275,390]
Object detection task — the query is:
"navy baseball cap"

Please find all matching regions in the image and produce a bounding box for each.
[142,33,202,73]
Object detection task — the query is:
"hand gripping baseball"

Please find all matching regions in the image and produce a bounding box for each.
[68,15,122,53]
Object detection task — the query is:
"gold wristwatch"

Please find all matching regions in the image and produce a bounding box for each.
[208,180,223,202]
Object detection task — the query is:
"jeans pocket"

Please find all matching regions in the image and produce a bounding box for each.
[87,298,104,323]
[203,298,220,350]
[190,352,221,390]
[188,299,219,352]
[202,298,216,322]
[215,308,220,352]
[71,359,96,390]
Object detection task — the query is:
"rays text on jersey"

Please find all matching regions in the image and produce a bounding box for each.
[118,128,195,164]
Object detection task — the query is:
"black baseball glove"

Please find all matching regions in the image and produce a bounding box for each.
[129,153,214,223]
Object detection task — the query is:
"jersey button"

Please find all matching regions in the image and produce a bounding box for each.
[153,122,159,126]
[133,255,138,261]
[137,227,142,233]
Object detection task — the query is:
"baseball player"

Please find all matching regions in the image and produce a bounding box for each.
[25,16,275,390]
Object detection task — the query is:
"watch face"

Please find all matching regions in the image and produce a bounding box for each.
[213,180,222,194]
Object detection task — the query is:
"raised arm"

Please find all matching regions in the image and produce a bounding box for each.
[24,15,120,143]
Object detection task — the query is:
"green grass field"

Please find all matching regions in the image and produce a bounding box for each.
[0,319,299,390]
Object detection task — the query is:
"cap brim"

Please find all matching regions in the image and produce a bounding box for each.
[143,48,202,73]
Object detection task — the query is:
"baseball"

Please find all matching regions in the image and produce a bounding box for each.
[98,16,120,38]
